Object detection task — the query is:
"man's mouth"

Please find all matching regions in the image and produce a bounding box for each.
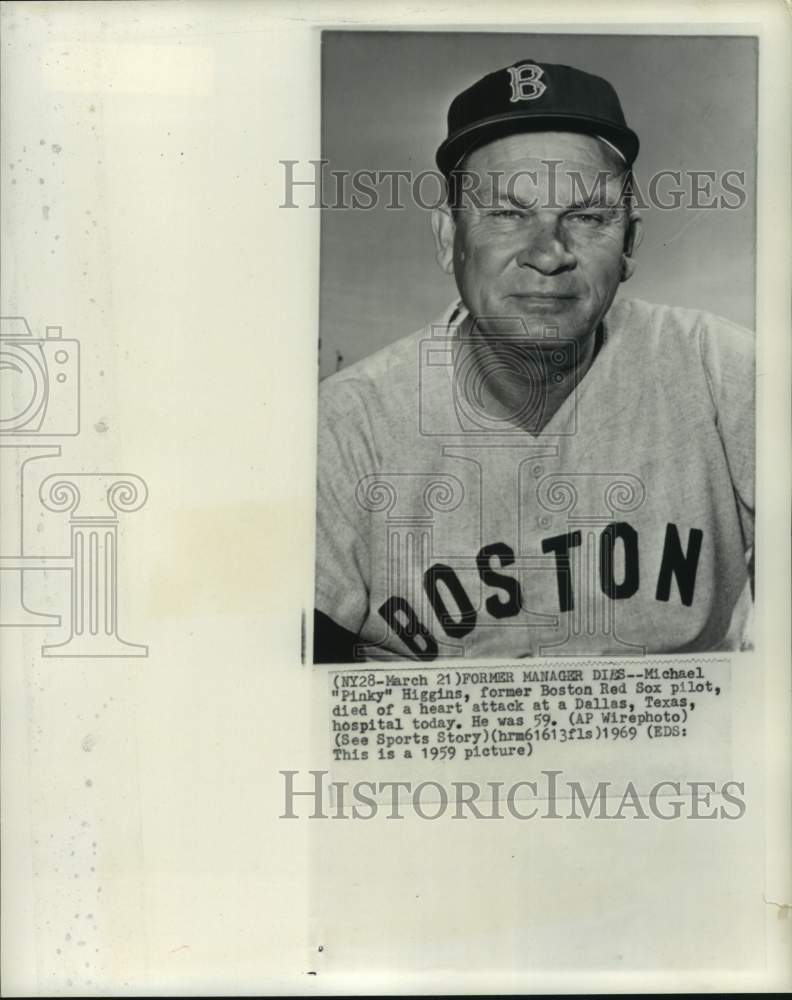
[510,292,576,300]
[509,293,577,309]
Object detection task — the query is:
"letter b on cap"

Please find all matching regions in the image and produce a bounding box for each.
[508,63,547,102]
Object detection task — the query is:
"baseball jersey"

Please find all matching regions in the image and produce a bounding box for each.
[314,297,754,660]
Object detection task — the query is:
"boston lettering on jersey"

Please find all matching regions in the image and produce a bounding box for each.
[378,521,703,659]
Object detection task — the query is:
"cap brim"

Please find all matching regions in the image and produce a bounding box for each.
[436,112,639,175]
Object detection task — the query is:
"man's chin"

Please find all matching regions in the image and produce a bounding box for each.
[468,310,589,344]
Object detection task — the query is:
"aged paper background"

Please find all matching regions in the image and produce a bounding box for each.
[1,0,790,995]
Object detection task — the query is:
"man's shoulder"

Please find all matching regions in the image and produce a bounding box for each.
[319,303,460,415]
[322,327,425,392]
[609,297,754,363]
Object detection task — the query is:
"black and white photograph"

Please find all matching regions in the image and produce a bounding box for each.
[313,32,756,662]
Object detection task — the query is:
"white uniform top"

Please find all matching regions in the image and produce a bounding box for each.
[315,297,754,660]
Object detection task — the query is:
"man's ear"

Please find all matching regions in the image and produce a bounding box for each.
[620,210,644,282]
[432,204,456,275]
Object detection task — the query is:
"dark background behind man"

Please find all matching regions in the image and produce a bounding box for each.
[319,31,756,379]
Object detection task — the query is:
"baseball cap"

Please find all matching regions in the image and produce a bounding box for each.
[436,58,640,176]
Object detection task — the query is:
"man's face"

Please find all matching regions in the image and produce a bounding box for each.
[435,131,635,344]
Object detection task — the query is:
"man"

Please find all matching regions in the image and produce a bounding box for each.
[314,59,754,662]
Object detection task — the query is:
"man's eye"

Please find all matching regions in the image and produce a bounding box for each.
[567,212,605,225]
[489,209,524,220]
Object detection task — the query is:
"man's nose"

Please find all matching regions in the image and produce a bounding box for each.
[515,218,576,275]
